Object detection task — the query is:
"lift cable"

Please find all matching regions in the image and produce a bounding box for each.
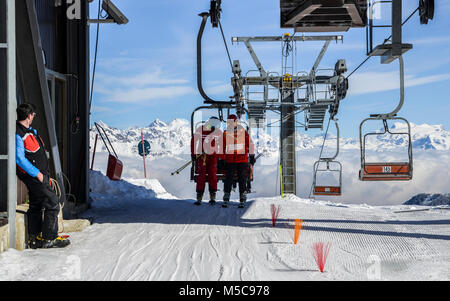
[218,19,233,70]
[308,117,332,198]
[88,0,102,112]
[346,6,419,79]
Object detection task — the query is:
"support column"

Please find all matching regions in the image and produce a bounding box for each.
[7,0,17,249]
[391,0,402,57]
[280,90,296,195]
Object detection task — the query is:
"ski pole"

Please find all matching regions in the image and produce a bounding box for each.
[171,154,204,176]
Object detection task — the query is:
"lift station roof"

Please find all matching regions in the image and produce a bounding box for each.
[280,0,368,32]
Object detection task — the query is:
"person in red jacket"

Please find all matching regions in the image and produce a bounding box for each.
[222,114,255,208]
[191,117,223,205]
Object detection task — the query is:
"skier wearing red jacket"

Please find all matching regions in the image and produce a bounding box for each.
[222,114,255,208]
[191,117,223,205]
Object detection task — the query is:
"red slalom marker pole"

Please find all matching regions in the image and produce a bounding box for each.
[141,129,147,178]
[271,204,281,227]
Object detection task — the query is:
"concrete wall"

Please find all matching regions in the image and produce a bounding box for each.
[0,205,28,252]
[0,204,90,254]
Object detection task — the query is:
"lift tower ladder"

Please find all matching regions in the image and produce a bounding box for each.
[0,0,17,249]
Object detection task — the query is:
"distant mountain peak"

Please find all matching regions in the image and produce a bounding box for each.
[90,119,450,158]
[148,119,167,128]
[404,193,450,206]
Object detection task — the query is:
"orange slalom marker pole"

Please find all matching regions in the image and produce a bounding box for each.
[294,219,303,245]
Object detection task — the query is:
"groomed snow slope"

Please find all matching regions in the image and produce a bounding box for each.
[0,172,448,281]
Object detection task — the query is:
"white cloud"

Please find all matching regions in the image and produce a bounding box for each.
[93,69,195,104]
[104,86,196,103]
[96,69,190,87]
[410,36,450,46]
[91,105,113,113]
[205,83,233,95]
[348,71,450,96]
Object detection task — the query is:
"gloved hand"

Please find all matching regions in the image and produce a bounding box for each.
[249,155,256,165]
[217,159,226,171]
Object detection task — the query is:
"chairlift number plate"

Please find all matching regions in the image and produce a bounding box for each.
[382,166,392,173]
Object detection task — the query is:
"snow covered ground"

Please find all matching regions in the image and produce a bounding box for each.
[0,171,448,281]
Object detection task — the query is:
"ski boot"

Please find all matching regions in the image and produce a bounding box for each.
[209,192,216,205]
[238,193,247,208]
[41,235,71,249]
[28,234,43,249]
[222,193,230,208]
[194,192,203,206]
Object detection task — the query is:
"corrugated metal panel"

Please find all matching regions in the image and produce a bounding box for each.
[35,0,57,70]
[34,0,67,73]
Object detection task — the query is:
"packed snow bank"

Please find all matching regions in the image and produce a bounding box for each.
[90,170,176,200]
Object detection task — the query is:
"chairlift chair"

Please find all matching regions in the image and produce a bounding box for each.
[312,118,342,196]
[359,117,413,181]
[190,105,255,192]
[359,56,413,181]
[313,160,342,196]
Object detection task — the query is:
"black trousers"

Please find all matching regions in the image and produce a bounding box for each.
[224,162,248,194]
[21,175,60,240]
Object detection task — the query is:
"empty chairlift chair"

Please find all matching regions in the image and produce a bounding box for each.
[313,160,342,196]
[359,56,413,181]
[313,118,342,196]
[359,117,413,181]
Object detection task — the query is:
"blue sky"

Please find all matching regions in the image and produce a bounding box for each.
[89,0,450,138]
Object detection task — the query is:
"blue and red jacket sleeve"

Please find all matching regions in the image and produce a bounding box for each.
[16,134,40,178]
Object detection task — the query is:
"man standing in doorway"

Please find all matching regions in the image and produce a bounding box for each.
[16,103,70,249]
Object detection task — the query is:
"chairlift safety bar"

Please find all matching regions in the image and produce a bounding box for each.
[94,122,119,159]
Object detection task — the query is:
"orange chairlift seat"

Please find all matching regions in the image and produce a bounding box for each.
[313,118,342,196]
[359,56,413,181]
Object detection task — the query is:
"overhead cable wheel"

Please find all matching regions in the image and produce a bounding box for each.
[419,0,434,25]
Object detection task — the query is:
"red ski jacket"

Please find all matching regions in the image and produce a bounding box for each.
[191,127,223,157]
[222,126,254,164]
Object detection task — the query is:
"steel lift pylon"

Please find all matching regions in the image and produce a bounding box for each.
[231,34,348,195]
[0,0,17,249]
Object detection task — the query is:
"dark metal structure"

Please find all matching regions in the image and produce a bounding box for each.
[231,35,348,195]
[280,0,368,32]
[0,0,90,218]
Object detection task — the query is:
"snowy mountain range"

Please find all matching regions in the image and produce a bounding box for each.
[90,119,450,158]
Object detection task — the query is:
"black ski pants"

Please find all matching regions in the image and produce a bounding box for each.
[22,174,60,240]
[224,162,248,194]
